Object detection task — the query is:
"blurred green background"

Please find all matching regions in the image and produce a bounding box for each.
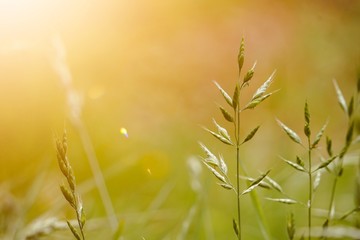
[1,0,359,239]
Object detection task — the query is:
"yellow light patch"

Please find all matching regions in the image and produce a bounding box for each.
[120,127,128,138]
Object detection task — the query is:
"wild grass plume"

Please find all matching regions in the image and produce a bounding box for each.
[273,77,360,240]
[56,130,86,240]
[276,101,329,240]
[199,38,276,239]
[321,78,360,238]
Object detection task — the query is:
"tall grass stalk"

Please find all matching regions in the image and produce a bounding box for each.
[322,78,359,238]
[52,35,118,231]
[307,132,313,240]
[56,130,86,239]
[235,101,241,240]
[199,38,276,239]
[304,100,313,240]
[276,100,331,239]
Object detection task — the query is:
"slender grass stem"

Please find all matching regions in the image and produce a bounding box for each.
[328,175,338,218]
[236,146,241,240]
[77,123,118,231]
[74,196,85,240]
[236,100,242,240]
[307,138,312,240]
[323,158,341,240]
[52,36,118,231]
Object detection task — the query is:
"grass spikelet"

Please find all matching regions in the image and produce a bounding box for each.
[241,170,270,195]
[214,81,233,107]
[199,38,275,240]
[311,121,328,149]
[276,119,302,145]
[333,79,348,114]
[287,212,296,240]
[321,78,360,239]
[266,198,297,205]
[280,156,306,172]
[251,70,276,100]
[55,130,86,240]
[241,125,260,144]
[219,105,234,122]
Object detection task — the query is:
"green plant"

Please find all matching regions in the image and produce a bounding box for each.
[272,78,360,240]
[199,38,276,240]
[56,130,86,240]
[275,101,331,240]
[321,78,360,238]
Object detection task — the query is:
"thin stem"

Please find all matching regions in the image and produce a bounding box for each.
[52,36,118,231]
[236,146,241,240]
[77,123,118,231]
[323,160,340,240]
[328,175,338,217]
[308,138,312,240]
[75,204,85,240]
[236,104,242,240]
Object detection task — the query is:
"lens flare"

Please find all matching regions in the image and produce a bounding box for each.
[120,127,128,138]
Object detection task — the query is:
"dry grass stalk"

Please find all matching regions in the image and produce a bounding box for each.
[56,130,86,240]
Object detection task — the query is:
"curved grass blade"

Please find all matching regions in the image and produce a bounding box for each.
[326,137,333,157]
[203,161,226,183]
[313,171,321,192]
[242,125,260,144]
[348,96,354,117]
[219,154,228,175]
[219,183,233,190]
[304,101,310,125]
[266,198,298,205]
[232,84,240,110]
[66,220,81,240]
[312,121,328,149]
[243,61,257,85]
[240,175,272,189]
[233,219,239,237]
[219,106,234,122]
[296,156,305,167]
[276,119,302,145]
[265,176,283,193]
[241,170,270,195]
[198,142,219,166]
[214,81,233,107]
[213,119,232,141]
[203,127,233,145]
[333,79,348,114]
[60,185,75,209]
[345,121,354,146]
[304,101,311,137]
[251,70,276,100]
[313,155,337,173]
[287,212,295,240]
[79,207,86,228]
[243,93,272,110]
[238,38,244,74]
[280,156,306,172]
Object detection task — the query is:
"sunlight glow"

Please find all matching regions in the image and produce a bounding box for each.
[120,128,128,138]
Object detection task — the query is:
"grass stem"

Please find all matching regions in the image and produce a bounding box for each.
[77,123,118,231]
[235,97,242,240]
[307,138,312,240]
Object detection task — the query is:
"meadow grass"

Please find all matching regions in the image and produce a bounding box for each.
[273,78,360,239]
[199,38,277,240]
[55,130,86,240]
[1,39,359,240]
